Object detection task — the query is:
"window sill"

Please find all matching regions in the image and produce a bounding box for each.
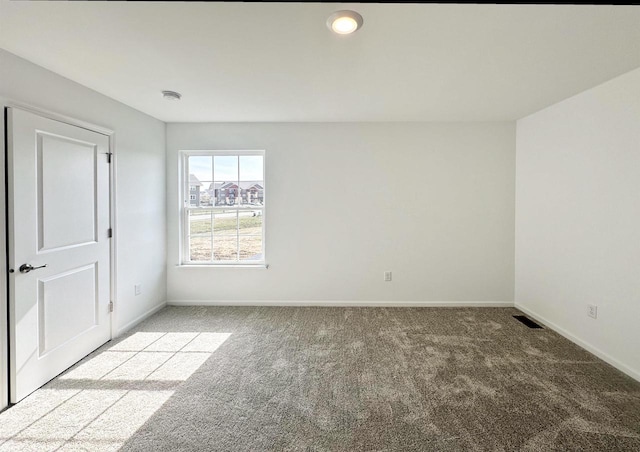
[177,263,269,269]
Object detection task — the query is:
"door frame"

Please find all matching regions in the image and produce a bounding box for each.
[3,101,118,406]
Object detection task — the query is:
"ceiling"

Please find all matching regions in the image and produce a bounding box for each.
[1,2,640,123]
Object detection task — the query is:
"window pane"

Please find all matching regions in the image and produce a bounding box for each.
[239,236,262,261]
[238,211,262,235]
[213,235,238,261]
[198,182,213,206]
[213,156,239,206]
[239,210,262,261]
[213,211,237,235]
[188,210,212,261]
[214,156,238,182]
[213,212,237,260]
[188,156,212,182]
[188,156,211,207]
[213,181,241,206]
[239,156,264,206]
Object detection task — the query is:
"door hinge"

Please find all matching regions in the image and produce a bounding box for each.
[108,228,113,238]
[106,152,113,163]
[109,301,114,313]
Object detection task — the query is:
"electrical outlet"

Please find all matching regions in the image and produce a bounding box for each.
[384,271,392,282]
[134,284,142,296]
[587,304,597,319]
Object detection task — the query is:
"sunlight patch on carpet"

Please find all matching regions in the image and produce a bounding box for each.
[0,331,231,451]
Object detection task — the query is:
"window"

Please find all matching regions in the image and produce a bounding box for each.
[181,151,265,265]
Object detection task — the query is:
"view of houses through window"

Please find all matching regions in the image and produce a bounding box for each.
[184,152,265,264]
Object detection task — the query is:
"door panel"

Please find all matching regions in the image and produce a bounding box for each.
[38,132,98,251]
[7,107,111,403]
[39,264,98,355]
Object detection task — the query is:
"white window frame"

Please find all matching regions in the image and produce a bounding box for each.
[179,150,266,267]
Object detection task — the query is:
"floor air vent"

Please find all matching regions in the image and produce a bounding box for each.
[513,315,543,329]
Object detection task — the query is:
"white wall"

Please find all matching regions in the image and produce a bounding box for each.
[167,122,515,304]
[515,67,640,381]
[0,49,167,408]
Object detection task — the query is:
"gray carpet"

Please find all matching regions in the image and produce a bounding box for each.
[2,306,640,451]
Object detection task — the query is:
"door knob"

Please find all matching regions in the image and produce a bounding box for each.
[19,263,47,273]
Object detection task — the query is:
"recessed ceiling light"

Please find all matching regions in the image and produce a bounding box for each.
[162,90,182,101]
[327,10,363,35]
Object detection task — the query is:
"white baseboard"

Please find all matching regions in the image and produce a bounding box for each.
[167,300,514,308]
[515,303,640,383]
[115,301,167,337]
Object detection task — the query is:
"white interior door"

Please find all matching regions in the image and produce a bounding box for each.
[7,107,112,403]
